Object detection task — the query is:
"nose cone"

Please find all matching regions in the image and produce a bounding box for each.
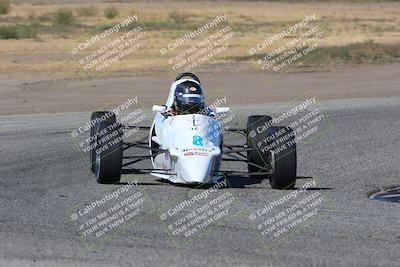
[177,156,214,184]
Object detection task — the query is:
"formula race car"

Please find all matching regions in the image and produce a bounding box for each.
[89,73,297,189]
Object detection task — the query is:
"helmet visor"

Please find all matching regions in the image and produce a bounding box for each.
[176,94,204,113]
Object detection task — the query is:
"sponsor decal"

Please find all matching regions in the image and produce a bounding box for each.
[192,135,204,146]
[182,148,212,152]
[184,151,209,156]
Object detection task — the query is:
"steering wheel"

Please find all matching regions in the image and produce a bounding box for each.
[174,72,201,83]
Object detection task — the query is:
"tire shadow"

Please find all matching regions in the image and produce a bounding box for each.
[117,176,332,190]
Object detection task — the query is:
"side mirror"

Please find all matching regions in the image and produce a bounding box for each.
[215,107,230,114]
[152,105,166,113]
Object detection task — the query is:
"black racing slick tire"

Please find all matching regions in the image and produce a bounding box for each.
[93,119,123,184]
[268,126,297,190]
[89,111,116,173]
[246,115,273,179]
[247,115,297,189]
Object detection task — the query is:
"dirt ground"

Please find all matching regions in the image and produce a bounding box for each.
[1,1,400,75]
[0,62,399,115]
[1,1,399,115]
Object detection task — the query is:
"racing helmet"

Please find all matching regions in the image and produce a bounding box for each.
[173,80,204,114]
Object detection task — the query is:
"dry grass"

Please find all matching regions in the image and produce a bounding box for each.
[0,1,399,76]
[76,6,96,17]
[104,6,118,20]
[0,0,9,15]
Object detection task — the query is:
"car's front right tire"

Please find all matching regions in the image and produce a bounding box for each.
[246,115,297,189]
[268,126,296,190]
[93,116,123,184]
[89,111,116,173]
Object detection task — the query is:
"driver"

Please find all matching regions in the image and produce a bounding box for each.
[166,80,206,115]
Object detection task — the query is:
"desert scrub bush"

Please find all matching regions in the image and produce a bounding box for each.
[0,25,37,39]
[18,25,37,38]
[104,6,118,19]
[168,11,188,24]
[0,26,17,39]
[53,8,74,26]
[129,8,137,16]
[38,14,51,22]
[0,0,10,15]
[77,6,96,17]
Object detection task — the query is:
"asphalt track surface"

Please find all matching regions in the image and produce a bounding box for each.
[1,97,399,267]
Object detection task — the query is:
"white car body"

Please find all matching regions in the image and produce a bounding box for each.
[91,73,296,189]
[148,78,227,184]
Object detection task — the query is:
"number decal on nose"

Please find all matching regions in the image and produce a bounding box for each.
[192,135,204,146]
